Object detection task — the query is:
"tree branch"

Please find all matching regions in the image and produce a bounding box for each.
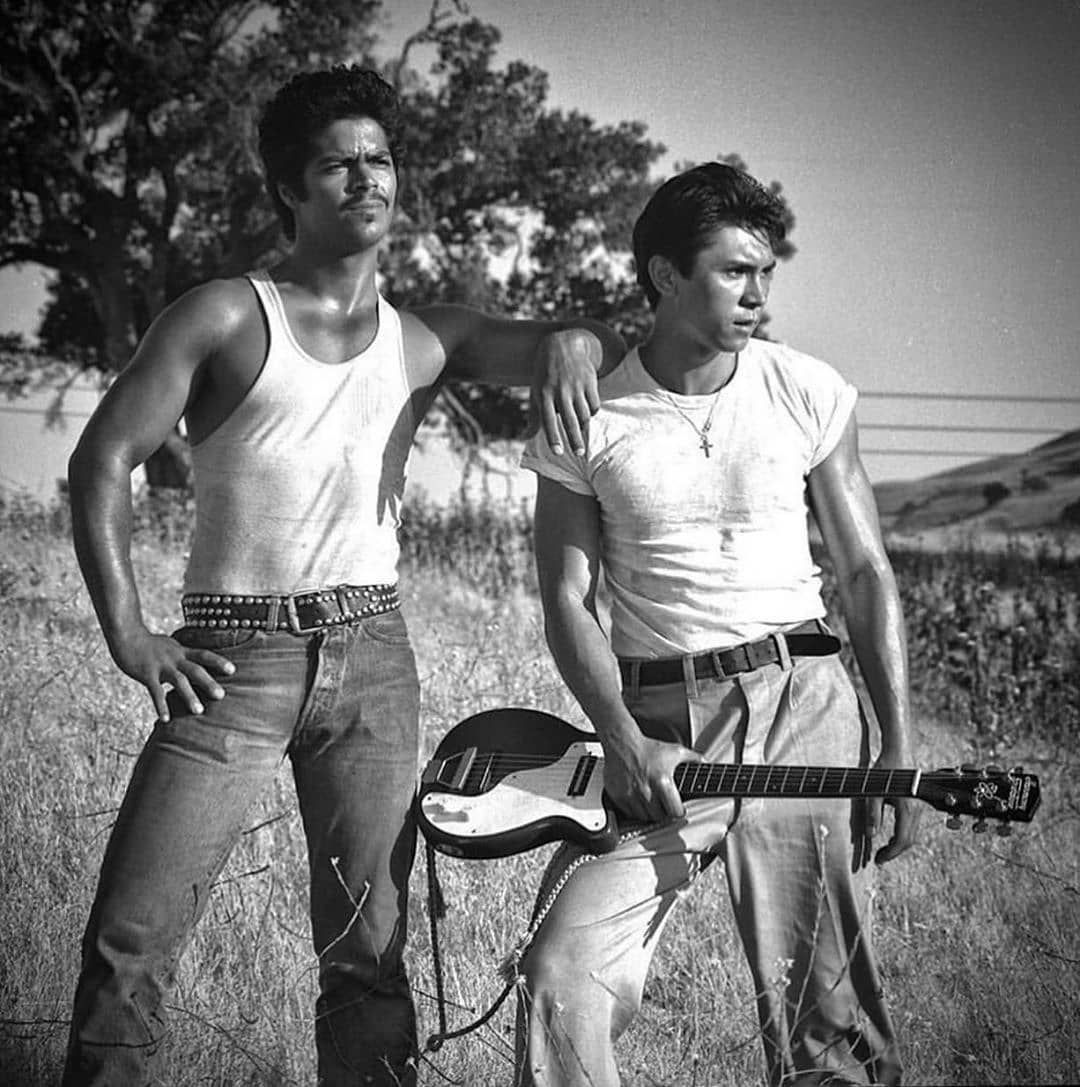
[438,384,484,446]
[391,0,468,89]
[209,2,262,52]
[36,37,86,143]
[0,242,82,274]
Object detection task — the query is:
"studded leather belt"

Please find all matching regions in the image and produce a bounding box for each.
[181,584,399,635]
[618,621,840,688]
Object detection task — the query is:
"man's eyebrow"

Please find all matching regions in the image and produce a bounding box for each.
[727,258,777,271]
[316,145,391,159]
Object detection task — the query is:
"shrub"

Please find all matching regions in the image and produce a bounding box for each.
[982,480,1011,507]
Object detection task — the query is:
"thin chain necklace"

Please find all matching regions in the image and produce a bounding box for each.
[660,353,737,458]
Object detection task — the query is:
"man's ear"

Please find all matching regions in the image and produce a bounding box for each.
[647,254,679,299]
[277,181,300,210]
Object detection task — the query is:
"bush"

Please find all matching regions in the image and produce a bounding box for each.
[1061,498,1080,526]
[982,480,1011,507]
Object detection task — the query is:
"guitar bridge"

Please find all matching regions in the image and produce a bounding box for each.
[422,747,478,792]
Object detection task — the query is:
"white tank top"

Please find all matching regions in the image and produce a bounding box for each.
[183,271,413,595]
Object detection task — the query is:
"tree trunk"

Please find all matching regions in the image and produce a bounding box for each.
[92,254,140,372]
[93,244,193,491]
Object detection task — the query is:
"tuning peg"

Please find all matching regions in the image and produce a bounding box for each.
[945,816,963,830]
[995,824,1013,837]
[961,763,978,773]
[1011,765,1025,775]
[972,819,988,834]
[986,764,1002,774]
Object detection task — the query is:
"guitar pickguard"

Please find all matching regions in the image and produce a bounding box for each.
[420,741,608,840]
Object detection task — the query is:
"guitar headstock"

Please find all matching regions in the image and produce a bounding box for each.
[916,765,1041,834]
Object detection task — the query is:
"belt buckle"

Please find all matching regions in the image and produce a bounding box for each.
[715,644,751,678]
[284,594,320,635]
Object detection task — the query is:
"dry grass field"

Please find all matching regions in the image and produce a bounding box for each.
[1,494,1077,1085]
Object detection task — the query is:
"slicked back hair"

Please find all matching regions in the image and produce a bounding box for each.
[258,65,402,242]
[632,162,787,308]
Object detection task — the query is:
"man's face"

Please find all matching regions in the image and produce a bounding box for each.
[285,116,397,250]
[668,224,777,352]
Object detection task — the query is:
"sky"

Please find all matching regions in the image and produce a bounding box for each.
[3,0,1078,484]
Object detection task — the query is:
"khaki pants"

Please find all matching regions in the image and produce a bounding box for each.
[516,652,901,1086]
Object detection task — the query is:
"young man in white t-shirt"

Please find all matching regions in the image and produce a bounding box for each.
[517,162,921,1086]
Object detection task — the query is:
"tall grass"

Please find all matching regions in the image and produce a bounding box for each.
[0,492,1077,1085]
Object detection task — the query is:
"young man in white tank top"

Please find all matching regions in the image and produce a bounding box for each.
[63,67,623,1087]
[516,164,921,1086]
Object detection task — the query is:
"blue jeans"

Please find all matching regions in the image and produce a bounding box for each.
[63,611,421,1086]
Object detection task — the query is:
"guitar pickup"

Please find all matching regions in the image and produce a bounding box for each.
[568,753,598,797]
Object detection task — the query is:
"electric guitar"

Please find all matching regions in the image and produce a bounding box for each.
[417,708,1042,859]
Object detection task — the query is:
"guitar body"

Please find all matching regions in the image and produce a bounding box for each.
[417,707,1041,860]
[417,709,618,859]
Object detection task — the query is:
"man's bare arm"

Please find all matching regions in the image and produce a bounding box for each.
[408,305,626,454]
[534,477,699,822]
[68,284,240,721]
[807,414,921,864]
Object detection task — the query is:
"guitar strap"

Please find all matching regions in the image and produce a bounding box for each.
[420,840,611,1062]
[421,842,518,1059]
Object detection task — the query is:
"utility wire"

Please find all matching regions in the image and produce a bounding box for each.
[862,390,1080,405]
[862,448,1041,459]
[860,422,1063,436]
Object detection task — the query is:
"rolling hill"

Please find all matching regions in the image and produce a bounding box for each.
[873,427,1080,538]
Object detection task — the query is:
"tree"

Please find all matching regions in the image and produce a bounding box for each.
[983,481,1011,508]
[380,13,665,436]
[1,0,381,484]
[2,1,793,478]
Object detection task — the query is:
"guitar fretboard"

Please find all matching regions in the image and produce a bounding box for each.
[673,763,919,800]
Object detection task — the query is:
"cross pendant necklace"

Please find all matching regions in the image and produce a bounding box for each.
[663,393,720,456]
[661,352,736,458]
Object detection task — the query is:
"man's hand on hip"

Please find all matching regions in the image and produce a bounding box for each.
[110,626,236,723]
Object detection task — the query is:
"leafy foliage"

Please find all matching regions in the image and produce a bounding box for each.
[0,0,382,366]
[1,1,797,448]
[373,12,668,436]
[819,539,1080,753]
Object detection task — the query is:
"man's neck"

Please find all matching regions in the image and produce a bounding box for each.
[275,245,380,313]
[639,332,739,396]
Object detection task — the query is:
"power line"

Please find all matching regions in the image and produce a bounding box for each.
[862,448,1031,459]
[0,396,1073,463]
[1,401,1070,436]
[860,422,1064,436]
[862,390,1080,405]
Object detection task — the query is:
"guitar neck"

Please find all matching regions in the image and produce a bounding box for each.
[674,762,919,801]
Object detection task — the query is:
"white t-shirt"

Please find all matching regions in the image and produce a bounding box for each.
[521,340,856,658]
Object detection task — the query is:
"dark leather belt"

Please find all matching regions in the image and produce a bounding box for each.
[181,584,399,635]
[619,622,840,688]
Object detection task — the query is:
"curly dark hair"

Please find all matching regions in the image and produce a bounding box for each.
[632,162,787,308]
[258,65,402,241]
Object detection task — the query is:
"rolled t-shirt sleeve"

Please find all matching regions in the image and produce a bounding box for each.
[521,430,595,496]
[808,372,858,470]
